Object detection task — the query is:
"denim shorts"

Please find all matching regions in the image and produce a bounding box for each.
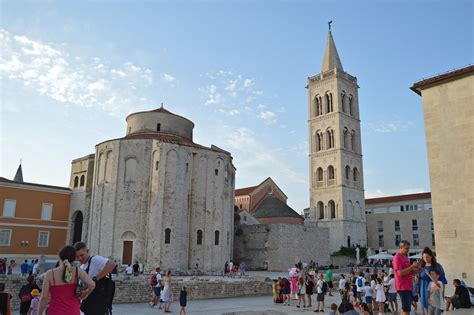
[398,290,413,312]
[153,287,161,297]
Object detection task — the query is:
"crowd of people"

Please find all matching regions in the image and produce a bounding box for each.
[224,260,246,277]
[0,258,42,277]
[271,242,472,314]
[148,267,187,314]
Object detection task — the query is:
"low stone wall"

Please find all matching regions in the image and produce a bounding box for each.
[1,275,272,310]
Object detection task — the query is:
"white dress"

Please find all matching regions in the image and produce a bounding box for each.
[375,284,386,302]
[161,277,173,302]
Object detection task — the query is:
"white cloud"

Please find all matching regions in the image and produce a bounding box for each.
[365,120,415,133]
[226,127,306,184]
[400,187,427,194]
[259,111,277,123]
[0,29,154,117]
[163,73,175,82]
[365,189,388,198]
[243,78,253,88]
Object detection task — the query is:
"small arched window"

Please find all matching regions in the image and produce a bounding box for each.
[351,130,356,151]
[317,167,323,182]
[328,166,335,180]
[326,129,335,149]
[197,230,203,245]
[349,96,353,116]
[74,176,79,188]
[353,168,359,182]
[341,92,346,113]
[80,175,85,187]
[214,230,220,245]
[345,166,351,180]
[314,96,321,116]
[343,128,348,148]
[316,131,323,151]
[329,200,336,219]
[164,228,171,244]
[318,202,324,219]
[326,92,333,113]
[215,169,219,176]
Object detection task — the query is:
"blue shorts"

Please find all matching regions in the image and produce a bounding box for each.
[153,287,161,297]
[365,296,372,304]
[398,290,413,312]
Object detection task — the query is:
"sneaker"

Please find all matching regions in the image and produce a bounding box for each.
[149,302,154,308]
[314,310,319,313]
[296,305,300,308]
[153,305,159,309]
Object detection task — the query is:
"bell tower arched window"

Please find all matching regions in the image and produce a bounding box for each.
[353,167,359,182]
[343,128,348,148]
[326,129,335,149]
[341,92,346,113]
[345,165,351,180]
[316,131,323,151]
[317,202,324,219]
[326,92,333,113]
[328,165,335,180]
[317,167,323,182]
[349,95,353,116]
[351,130,356,151]
[329,200,336,219]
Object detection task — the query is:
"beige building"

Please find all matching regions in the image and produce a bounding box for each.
[69,105,236,272]
[366,192,434,254]
[411,65,474,285]
[306,28,367,251]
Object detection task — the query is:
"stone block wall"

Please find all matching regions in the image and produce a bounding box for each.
[2,275,272,310]
[234,223,331,271]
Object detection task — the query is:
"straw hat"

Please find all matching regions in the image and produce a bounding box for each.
[31,289,40,297]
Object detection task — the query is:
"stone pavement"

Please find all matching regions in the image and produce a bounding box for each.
[110,294,474,315]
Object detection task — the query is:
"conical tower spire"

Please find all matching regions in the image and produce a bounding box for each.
[14,162,23,182]
[321,28,344,73]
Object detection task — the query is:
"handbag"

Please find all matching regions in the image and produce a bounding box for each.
[20,293,32,303]
[75,267,84,299]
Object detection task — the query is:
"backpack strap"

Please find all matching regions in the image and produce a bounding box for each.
[85,256,94,274]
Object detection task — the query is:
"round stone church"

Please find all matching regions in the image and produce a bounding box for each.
[68,105,235,272]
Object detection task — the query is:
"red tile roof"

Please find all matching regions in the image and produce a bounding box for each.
[365,192,431,205]
[0,177,71,192]
[411,65,474,95]
[235,185,258,196]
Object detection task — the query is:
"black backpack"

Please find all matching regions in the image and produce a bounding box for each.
[322,281,328,293]
[81,256,115,315]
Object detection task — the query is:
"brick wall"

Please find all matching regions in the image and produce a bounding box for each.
[1,275,272,310]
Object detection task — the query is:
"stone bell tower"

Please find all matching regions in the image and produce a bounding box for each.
[306,25,367,252]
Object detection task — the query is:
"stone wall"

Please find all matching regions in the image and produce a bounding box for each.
[234,223,331,271]
[2,275,272,310]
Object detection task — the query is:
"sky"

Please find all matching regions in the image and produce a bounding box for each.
[1,0,472,212]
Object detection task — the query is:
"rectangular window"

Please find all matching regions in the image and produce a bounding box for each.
[38,231,49,247]
[413,233,419,246]
[430,217,434,230]
[157,123,161,132]
[432,233,435,246]
[395,234,401,246]
[41,203,53,220]
[412,219,418,231]
[394,220,400,232]
[0,229,12,246]
[400,205,404,212]
[377,221,384,232]
[378,235,384,247]
[3,199,16,217]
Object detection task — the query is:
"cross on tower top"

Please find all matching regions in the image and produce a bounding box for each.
[328,20,333,31]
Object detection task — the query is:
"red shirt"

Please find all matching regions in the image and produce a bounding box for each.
[393,252,413,291]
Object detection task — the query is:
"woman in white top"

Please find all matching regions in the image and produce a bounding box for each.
[338,274,346,292]
[375,278,386,315]
[161,270,173,313]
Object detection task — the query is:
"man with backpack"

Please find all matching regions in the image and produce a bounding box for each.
[356,272,365,303]
[74,242,117,315]
[149,267,163,309]
[315,273,327,312]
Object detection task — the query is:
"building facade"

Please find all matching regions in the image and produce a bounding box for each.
[411,65,474,285]
[70,106,236,272]
[0,173,71,259]
[306,29,367,252]
[366,192,434,254]
[235,178,303,225]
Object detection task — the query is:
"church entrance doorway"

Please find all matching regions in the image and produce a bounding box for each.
[72,211,83,244]
[122,241,133,265]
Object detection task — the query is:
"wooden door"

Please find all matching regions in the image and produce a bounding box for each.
[122,241,133,265]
